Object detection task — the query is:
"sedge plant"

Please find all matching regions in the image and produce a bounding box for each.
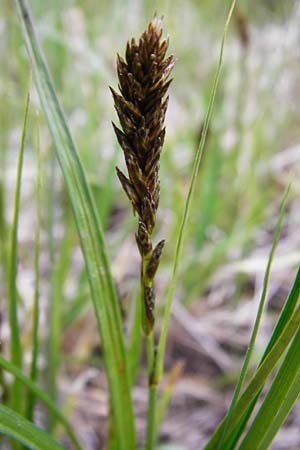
[1,1,300,450]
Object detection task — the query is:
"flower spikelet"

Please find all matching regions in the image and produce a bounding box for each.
[111,17,174,333]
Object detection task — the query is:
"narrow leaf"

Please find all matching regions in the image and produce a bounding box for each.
[0,404,65,450]
[14,1,135,448]
[239,328,300,449]
[0,355,82,450]
[220,264,300,449]
[258,368,300,450]
[204,303,300,450]
[155,0,237,383]
[8,72,31,416]
[26,119,41,421]
[217,186,289,449]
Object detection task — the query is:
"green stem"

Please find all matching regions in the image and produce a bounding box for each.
[9,74,31,418]
[145,331,158,450]
[146,333,154,376]
[25,119,41,422]
[141,249,158,450]
[128,288,142,386]
[154,0,236,394]
[145,383,158,450]
[216,185,289,449]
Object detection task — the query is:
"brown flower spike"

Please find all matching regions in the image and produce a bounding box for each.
[111,18,174,334]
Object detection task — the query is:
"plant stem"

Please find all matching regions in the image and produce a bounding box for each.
[9,73,31,416]
[145,382,158,450]
[154,0,236,398]
[141,250,158,450]
[128,288,142,386]
[25,119,41,422]
[145,331,157,450]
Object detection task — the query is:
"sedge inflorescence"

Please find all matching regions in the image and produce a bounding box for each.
[111,17,174,334]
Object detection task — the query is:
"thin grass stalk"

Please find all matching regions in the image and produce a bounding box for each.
[8,73,31,419]
[25,120,41,422]
[47,151,57,419]
[128,288,142,386]
[0,0,13,305]
[48,208,74,431]
[155,0,236,381]
[156,362,183,431]
[216,186,289,449]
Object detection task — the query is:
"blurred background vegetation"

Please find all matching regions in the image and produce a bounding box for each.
[1,1,300,449]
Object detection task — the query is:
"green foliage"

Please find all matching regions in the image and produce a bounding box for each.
[0,0,299,449]
[0,405,66,450]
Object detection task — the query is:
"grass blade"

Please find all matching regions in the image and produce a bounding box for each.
[0,404,66,450]
[261,266,300,361]
[258,367,300,450]
[0,355,83,450]
[216,186,289,449]
[155,0,236,383]
[8,73,31,416]
[217,264,300,449]
[204,299,300,450]
[239,326,300,449]
[25,119,41,422]
[14,1,135,448]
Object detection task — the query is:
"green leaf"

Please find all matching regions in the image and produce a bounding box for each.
[155,0,237,384]
[204,301,300,450]
[216,186,289,449]
[8,72,31,417]
[258,366,300,450]
[219,265,300,449]
[239,328,300,449]
[26,119,41,422]
[0,355,82,450]
[14,1,135,449]
[0,404,65,450]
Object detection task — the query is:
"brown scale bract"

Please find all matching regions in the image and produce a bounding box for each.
[111,18,175,256]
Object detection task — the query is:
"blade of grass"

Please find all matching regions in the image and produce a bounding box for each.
[155,0,236,383]
[0,404,66,450]
[258,365,300,450]
[8,72,31,417]
[261,266,300,361]
[25,117,41,422]
[217,264,300,450]
[156,362,184,432]
[48,213,74,431]
[14,2,136,449]
[239,326,300,449]
[216,186,290,449]
[46,150,56,413]
[0,355,83,450]
[204,300,300,450]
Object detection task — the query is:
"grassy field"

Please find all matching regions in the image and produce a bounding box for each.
[1,1,300,449]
